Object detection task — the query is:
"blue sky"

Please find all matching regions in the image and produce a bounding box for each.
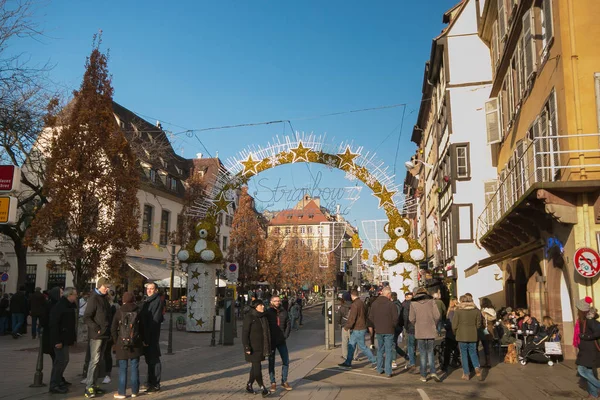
[19,0,455,251]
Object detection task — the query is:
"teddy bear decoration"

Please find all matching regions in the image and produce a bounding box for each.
[177,218,223,264]
[380,211,425,265]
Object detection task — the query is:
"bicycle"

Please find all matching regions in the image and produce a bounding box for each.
[176,315,186,331]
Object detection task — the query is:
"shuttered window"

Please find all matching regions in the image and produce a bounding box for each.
[523,8,536,81]
[485,98,502,144]
[541,0,554,49]
[484,180,499,228]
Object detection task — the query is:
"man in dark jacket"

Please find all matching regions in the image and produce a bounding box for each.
[266,296,292,392]
[140,282,164,393]
[83,277,112,398]
[368,287,398,377]
[0,293,9,336]
[338,290,376,369]
[49,287,77,394]
[391,292,407,368]
[401,291,416,370]
[337,293,359,361]
[9,285,28,338]
[29,287,46,339]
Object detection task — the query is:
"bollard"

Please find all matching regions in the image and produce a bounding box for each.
[210,315,216,347]
[29,332,46,387]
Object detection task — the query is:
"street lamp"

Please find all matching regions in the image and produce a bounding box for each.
[166,242,180,356]
[404,159,433,171]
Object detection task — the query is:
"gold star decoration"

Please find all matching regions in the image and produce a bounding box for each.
[204,271,209,277]
[193,283,200,291]
[337,145,360,169]
[196,318,204,327]
[188,295,196,303]
[188,312,194,320]
[401,269,412,281]
[191,269,200,280]
[373,185,396,208]
[211,192,233,214]
[240,154,261,175]
[401,284,410,293]
[290,141,312,162]
[393,271,398,277]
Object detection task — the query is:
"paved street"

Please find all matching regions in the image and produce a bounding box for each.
[0,306,590,399]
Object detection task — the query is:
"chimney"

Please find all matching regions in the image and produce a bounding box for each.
[196,153,203,159]
[156,120,162,129]
[215,151,219,158]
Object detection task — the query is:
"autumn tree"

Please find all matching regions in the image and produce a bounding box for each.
[26,38,141,294]
[277,234,320,289]
[228,186,265,290]
[258,229,286,288]
[0,0,58,288]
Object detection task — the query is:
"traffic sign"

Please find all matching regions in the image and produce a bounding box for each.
[0,196,18,224]
[226,263,239,282]
[574,247,600,278]
[0,272,8,282]
[0,166,20,192]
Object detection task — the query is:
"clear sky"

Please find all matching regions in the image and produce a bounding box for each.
[19,0,456,252]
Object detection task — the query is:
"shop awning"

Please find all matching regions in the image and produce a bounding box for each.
[464,239,545,278]
[126,256,186,288]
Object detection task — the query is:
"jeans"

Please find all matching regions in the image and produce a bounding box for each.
[86,339,107,389]
[268,343,289,384]
[578,365,600,397]
[375,333,394,376]
[459,342,480,375]
[393,328,407,361]
[342,328,359,360]
[406,334,416,366]
[0,316,7,335]
[118,358,140,396]
[31,316,39,337]
[345,329,376,365]
[11,313,25,335]
[290,316,298,330]
[417,339,436,377]
[50,345,70,390]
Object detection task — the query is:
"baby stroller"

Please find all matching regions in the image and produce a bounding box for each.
[519,325,561,366]
[435,338,461,369]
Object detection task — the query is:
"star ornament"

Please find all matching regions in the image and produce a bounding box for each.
[393,271,398,277]
[189,295,196,303]
[211,192,233,214]
[337,146,360,169]
[191,269,200,280]
[193,283,200,291]
[373,185,396,208]
[401,284,410,293]
[240,154,261,176]
[290,141,312,163]
[401,269,412,281]
[196,318,204,327]
[204,271,209,277]
[188,312,194,320]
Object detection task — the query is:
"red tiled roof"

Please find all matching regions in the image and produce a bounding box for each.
[269,200,329,226]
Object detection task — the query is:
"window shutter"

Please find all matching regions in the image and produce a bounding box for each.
[498,0,506,38]
[492,21,500,69]
[484,180,499,227]
[543,0,554,43]
[485,98,502,144]
[523,9,536,81]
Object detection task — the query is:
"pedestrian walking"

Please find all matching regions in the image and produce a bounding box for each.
[9,285,28,338]
[0,293,9,336]
[575,298,600,398]
[265,296,293,392]
[83,277,112,398]
[111,292,143,399]
[452,294,483,381]
[391,292,408,369]
[289,302,300,331]
[101,292,119,384]
[368,287,398,378]
[338,290,376,369]
[433,292,447,336]
[442,297,459,372]
[29,287,46,340]
[409,287,441,382]
[243,299,271,397]
[140,282,164,393]
[337,293,359,361]
[49,287,78,394]
[479,297,496,368]
[400,291,417,371]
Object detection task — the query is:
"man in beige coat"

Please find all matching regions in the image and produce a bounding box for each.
[409,287,441,382]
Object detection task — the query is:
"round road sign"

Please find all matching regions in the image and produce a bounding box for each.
[0,272,8,282]
[228,263,238,272]
[574,247,600,278]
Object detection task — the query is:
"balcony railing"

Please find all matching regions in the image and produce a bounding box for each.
[476,133,600,242]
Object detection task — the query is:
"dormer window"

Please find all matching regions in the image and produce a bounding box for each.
[149,169,157,183]
[159,157,167,169]
[167,176,178,191]
[175,166,182,175]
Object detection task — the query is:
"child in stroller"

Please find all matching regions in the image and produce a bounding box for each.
[519,319,561,366]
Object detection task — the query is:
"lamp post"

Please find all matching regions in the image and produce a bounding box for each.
[166,242,180,356]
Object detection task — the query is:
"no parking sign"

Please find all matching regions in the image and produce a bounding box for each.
[574,247,600,278]
[226,263,239,282]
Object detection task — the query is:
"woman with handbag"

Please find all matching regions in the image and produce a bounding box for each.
[480,298,497,368]
[576,298,600,399]
[242,299,271,397]
[452,294,483,381]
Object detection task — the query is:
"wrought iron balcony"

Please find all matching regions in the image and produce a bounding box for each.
[476,133,600,244]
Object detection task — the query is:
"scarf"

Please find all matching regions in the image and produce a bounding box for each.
[458,301,476,310]
[574,319,580,348]
[257,312,272,357]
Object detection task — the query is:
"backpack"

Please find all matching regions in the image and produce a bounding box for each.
[119,311,140,349]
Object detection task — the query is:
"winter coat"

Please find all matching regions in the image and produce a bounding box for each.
[265,306,290,346]
[0,297,8,318]
[481,307,497,340]
[9,291,28,314]
[29,291,47,317]
[83,290,111,340]
[242,308,272,362]
[452,302,481,343]
[368,295,398,335]
[401,300,414,335]
[522,317,540,337]
[289,304,300,318]
[500,324,517,345]
[141,292,164,357]
[409,294,440,340]
[41,287,61,355]
[345,298,368,331]
[49,296,77,346]
[337,302,351,328]
[111,303,144,360]
[576,318,600,368]
[445,309,456,340]
[392,300,402,330]
[435,299,447,322]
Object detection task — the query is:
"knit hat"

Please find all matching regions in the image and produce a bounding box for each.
[576,298,591,312]
[342,292,352,302]
[585,296,593,304]
[122,292,135,304]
